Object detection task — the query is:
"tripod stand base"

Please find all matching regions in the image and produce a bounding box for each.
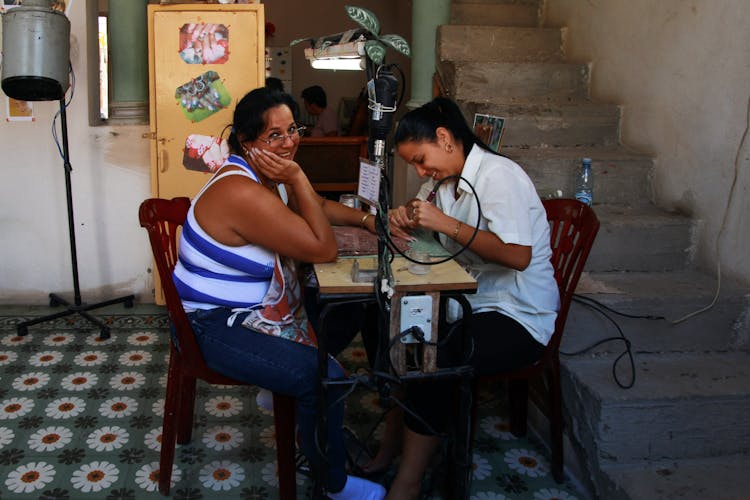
[16,292,135,339]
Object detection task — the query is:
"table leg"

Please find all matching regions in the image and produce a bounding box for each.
[453,373,474,499]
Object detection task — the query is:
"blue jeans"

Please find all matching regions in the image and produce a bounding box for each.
[187,307,347,491]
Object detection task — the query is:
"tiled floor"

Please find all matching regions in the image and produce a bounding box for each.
[0,305,587,499]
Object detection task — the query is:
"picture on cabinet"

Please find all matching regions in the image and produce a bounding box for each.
[179,23,229,65]
[183,134,229,173]
[175,70,231,122]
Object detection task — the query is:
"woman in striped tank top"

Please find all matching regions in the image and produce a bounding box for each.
[174,87,385,500]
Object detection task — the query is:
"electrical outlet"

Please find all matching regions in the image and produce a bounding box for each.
[399,295,433,344]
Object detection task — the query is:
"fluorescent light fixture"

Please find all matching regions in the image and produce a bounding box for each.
[310,57,364,70]
[305,39,365,71]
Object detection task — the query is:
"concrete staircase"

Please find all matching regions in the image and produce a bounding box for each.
[438,1,750,498]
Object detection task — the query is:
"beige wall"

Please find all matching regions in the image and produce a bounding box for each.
[545,0,750,283]
[0,1,411,303]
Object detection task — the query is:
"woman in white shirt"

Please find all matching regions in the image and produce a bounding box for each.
[384,97,559,499]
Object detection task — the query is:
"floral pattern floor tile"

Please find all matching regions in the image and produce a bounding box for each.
[0,321,585,499]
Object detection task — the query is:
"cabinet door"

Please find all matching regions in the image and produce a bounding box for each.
[148,4,265,200]
[147,4,264,303]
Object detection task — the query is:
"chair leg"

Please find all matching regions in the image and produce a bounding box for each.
[273,393,297,500]
[176,376,197,444]
[548,363,564,483]
[508,379,529,437]
[159,354,182,496]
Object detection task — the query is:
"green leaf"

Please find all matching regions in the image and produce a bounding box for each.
[364,40,386,65]
[345,5,380,36]
[379,34,411,57]
[289,37,312,47]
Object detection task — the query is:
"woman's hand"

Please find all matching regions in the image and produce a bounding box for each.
[249,148,304,186]
[386,205,417,240]
[407,200,453,235]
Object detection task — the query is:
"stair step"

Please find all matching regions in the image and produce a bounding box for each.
[439,61,590,102]
[587,205,694,272]
[501,145,653,207]
[565,270,750,354]
[438,25,564,63]
[458,99,620,147]
[451,1,540,27]
[599,455,750,500]
[562,352,750,463]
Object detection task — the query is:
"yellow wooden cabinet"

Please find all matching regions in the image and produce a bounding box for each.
[147,3,265,302]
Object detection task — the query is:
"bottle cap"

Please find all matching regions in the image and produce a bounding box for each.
[582,157,592,164]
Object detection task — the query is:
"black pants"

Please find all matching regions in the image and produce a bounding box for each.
[304,284,372,358]
[402,310,545,436]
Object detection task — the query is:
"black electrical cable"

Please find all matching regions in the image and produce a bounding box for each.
[385,326,423,373]
[383,63,406,109]
[573,293,666,320]
[404,320,475,366]
[374,173,484,267]
[560,296,636,389]
[52,61,75,160]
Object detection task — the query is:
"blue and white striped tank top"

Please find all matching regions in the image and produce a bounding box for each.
[173,154,288,311]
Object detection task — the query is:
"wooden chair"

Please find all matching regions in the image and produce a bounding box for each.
[138,197,297,497]
[471,198,600,483]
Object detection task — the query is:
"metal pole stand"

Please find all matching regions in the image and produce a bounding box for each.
[16,98,134,339]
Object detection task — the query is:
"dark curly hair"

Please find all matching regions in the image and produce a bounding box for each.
[227,87,300,153]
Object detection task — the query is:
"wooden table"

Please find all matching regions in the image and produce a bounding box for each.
[312,256,477,499]
[314,256,477,374]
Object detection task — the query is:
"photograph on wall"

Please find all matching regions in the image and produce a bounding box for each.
[175,71,231,123]
[473,113,506,152]
[179,23,229,65]
[6,97,34,122]
[183,134,229,173]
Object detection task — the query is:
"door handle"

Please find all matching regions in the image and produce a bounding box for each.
[160,148,168,173]
[158,137,169,173]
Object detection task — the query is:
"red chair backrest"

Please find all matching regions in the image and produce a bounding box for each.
[542,199,600,353]
[138,197,208,372]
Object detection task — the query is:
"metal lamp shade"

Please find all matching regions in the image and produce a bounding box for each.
[1,1,70,101]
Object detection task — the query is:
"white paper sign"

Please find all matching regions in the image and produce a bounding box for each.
[357,158,381,206]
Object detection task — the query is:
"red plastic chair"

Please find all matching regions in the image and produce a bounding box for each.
[139,197,297,497]
[471,198,600,483]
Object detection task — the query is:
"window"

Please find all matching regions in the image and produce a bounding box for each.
[87,0,149,125]
[97,15,109,119]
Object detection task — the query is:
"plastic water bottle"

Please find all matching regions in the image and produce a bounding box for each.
[575,157,593,206]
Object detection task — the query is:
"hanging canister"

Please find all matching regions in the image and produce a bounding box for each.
[1,0,71,101]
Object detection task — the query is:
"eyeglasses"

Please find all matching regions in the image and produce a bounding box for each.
[258,125,306,146]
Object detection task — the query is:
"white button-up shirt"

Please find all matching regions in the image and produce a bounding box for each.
[416,145,559,345]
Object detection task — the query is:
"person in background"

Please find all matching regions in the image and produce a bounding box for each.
[381,97,560,499]
[265,77,285,93]
[301,85,339,137]
[265,77,300,118]
[172,87,384,500]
